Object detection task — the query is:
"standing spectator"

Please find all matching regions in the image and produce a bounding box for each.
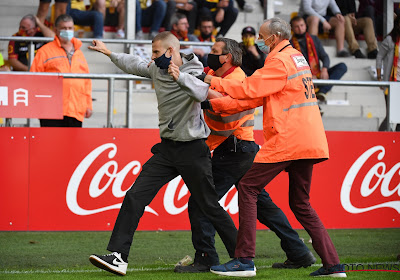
[376,16,400,132]
[171,13,206,64]
[36,0,70,24]
[290,16,347,103]
[196,0,238,37]
[240,26,265,76]
[335,0,378,59]
[299,0,350,57]
[174,37,316,274]
[30,14,92,127]
[195,16,216,66]
[87,31,237,276]
[8,14,55,71]
[203,17,346,278]
[67,0,104,38]
[136,0,167,40]
[165,0,198,33]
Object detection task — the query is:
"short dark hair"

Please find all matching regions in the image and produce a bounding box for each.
[55,14,74,28]
[199,16,214,26]
[216,37,242,67]
[290,15,305,27]
[171,13,187,27]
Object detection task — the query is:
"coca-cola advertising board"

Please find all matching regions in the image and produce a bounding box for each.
[0,128,399,231]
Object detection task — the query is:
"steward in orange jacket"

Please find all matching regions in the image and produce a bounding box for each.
[207,18,344,278]
[31,15,92,126]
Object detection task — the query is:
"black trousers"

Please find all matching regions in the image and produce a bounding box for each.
[107,138,237,257]
[40,116,82,127]
[189,137,310,265]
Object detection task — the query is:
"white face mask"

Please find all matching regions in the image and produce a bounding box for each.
[59,30,74,41]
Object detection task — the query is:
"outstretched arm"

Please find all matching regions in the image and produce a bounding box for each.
[88,40,112,57]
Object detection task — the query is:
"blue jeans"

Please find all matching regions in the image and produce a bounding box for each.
[138,0,167,33]
[318,62,347,94]
[188,137,310,266]
[67,8,104,38]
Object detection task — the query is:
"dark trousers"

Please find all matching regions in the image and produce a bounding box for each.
[40,116,82,127]
[68,8,104,38]
[235,160,340,268]
[318,63,347,94]
[107,138,237,257]
[189,138,310,266]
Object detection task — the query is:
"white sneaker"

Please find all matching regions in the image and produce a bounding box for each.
[115,29,125,39]
[243,3,254,12]
[89,252,128,276]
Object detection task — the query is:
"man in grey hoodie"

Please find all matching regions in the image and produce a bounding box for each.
[87,31,237,276]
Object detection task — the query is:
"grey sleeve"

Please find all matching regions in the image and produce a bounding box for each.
[328,0,341,15]
[314,36,330,69]
[176,72,209,102]
[376,37,391,70]
[109,52,152,78]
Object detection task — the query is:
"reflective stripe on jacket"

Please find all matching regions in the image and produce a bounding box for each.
[30,36,92,122]
[205,66,255,151]
[210,40,329,163]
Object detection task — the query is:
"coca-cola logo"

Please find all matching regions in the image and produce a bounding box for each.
[341,145,400,214]
[66,143,239,216]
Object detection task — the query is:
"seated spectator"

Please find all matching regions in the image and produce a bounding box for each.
[239,26,265,76]
[357,0,383,37]
[171,13,206,64]
[136,0,167,40]
[195,16,216,66]
[196,0,238,37]
[8,14,55,71]
[0,52,11,71]
[36,0,70,24]
[67,0,104,38]
[165,0,198,33]
[91,0,125,38]
[290,16,347,103]
[376,16,400,132]
[334,0,378,59]
[299,0,350,57]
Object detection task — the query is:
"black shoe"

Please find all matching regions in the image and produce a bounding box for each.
[337,50,351,57]
[89,252,128,276]
[316,92,327,103]
[367,49,378,59]
[174,262,211,273]
[353,49,366,58]
[272,251,316,269]
[310,264,347,277]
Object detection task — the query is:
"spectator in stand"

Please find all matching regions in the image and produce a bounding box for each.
[240,26,265,76]
[195,16,216,67]
[334,0,378,59]
[8,14,55,71]
[299,0,350,57]
[165,0,198,33]
[91,0,125,38]
[30,14,92,127]
[290,16,347,103]
[67,0,104,38]
[196,0,238,38]
[376,16,400,132]
[136,0,167,40]
[357,0,383,37]
[36,0,70,24]
[171,13,207,65]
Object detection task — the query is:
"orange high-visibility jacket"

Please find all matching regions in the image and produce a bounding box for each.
[205,66,256,151]
[30,36,92,122]
[210,40,329,163]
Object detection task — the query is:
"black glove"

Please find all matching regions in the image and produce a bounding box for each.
[201,100,212,110]
[196,72,206,82]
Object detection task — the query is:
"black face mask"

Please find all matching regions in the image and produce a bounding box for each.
[207,53,227,71]
[154,50,172,69]
[294,32,306,39]
[200,32,211,40]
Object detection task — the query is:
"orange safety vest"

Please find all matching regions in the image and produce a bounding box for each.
[30,36,92,122]
[210,40,329,163]
[205,66,255,151]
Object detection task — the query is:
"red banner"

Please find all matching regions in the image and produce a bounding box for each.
[0,128,399,231]
[0,74,63,119]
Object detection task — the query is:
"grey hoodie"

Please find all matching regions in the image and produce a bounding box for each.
[110,52,210,141]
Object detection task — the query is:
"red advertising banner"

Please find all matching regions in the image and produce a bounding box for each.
[0,74,63,119]
[0,128,399,231]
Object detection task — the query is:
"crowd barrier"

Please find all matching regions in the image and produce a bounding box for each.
[0,128,399,231]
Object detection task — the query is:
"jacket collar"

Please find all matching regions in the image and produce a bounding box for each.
[54,35,82,50]
[265,39,291,63]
